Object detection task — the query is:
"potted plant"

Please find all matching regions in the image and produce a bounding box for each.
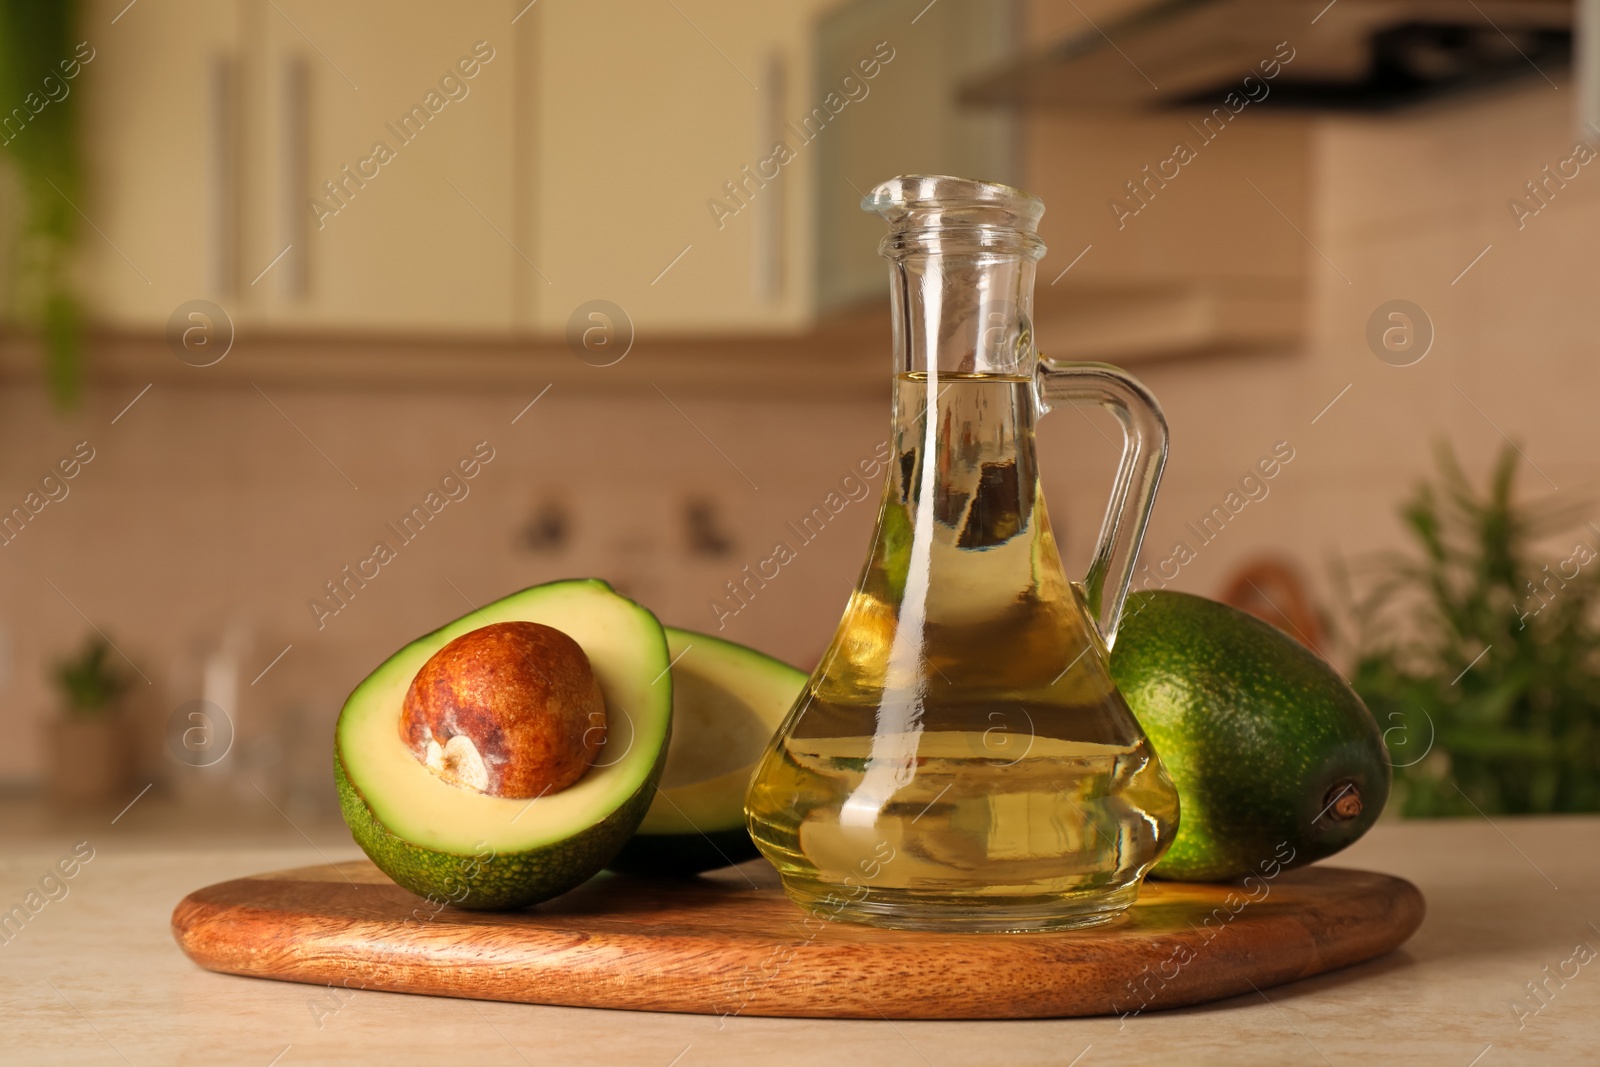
[1343,443,1600,816]
[47,635,130,804]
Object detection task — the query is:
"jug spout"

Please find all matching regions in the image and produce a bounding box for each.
[863,175,1046,239]
[866,175,1046,382]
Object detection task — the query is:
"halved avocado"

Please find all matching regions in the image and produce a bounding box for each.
[607,627,803,875]
[335,579,672,909]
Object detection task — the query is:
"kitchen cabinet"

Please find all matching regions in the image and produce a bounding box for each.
[535,0,1020,332]
[77,0,1014,342]
[68,0,1300,365]
[80,0,520,334]
[79,0,843,338]
[247,0,521,332]
[530,0,833,336]
[77,0,243,329]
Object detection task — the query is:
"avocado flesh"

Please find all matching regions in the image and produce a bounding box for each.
[1110,590,1390,882]
[608,627,803,875]
[335,579,672,909]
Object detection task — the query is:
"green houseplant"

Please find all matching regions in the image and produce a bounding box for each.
[1344,443,1600,816]
[47,635,130,804]
[55,635,130,716]
[0,0,86,407]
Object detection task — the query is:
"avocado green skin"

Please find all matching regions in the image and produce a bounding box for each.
[1110,590,1390,882]
[606,825,758,876]
[335,742,667,910]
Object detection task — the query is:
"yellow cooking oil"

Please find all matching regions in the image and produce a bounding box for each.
[745,373,1179,931]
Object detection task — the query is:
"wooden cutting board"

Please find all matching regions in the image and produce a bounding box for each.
[172,859,1424,1019]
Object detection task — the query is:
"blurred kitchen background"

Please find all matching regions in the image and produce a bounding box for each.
[1,0,1596,831]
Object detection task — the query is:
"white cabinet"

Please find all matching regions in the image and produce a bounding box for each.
[530,0,831,336]
[78,0,242,328]
[248,0,521,332]
[81,0,520,334]
[73,0,1017,340]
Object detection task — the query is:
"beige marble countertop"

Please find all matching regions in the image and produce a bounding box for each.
[1,801,1596,1066]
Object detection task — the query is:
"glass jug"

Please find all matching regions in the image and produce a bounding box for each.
[745,175,1179,932]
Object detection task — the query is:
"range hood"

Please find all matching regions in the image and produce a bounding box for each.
[962,0,1573,111]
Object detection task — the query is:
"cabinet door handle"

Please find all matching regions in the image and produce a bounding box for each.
[206,54,240,296]
[753,50,785,303]
[278,55,310,299]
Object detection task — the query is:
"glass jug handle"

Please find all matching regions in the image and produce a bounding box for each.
[1034,360,1169,649]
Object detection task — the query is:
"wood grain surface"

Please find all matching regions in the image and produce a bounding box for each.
[171,860,1424,1019]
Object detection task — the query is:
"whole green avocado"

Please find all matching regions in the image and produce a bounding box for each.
[1110,590,1390,882]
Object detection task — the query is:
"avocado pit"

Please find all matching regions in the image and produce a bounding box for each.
[400,621,606,798]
